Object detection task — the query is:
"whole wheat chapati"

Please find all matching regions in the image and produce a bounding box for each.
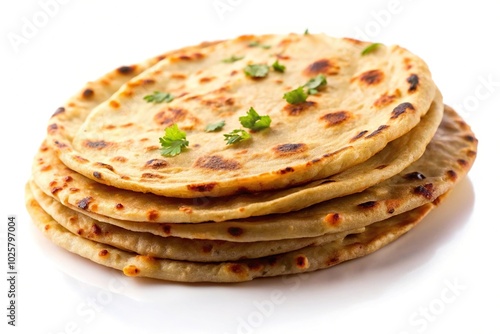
[26,186,436,283]
[46,33,436,197]
[33,94,442,223]
[33,105,476,242]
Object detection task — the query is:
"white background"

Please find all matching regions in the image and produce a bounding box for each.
[1,1,499,333]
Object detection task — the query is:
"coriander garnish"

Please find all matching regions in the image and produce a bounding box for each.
[244,64,270,78]
[144,91,174,104]
[159,124,189,157]
[224,129,251,145]
[248,41,271,49]
[205,120,226,132]
[239,107,271,131]
[283,74,328,104]
[303,74,327,95]
[222,55,244,63]
[283,86,308,104]
[361,43,382,56]
[272,59,286,73]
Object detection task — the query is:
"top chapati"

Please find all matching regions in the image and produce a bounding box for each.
[46,33,436,197]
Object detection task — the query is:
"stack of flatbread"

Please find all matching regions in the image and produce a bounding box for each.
[25,33,477,282]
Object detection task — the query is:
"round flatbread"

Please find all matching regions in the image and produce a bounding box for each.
[29,183,364,262]
[34,105,477,242]
[33,95,442,223]
[46,33,436,197]
[26,187,435,283]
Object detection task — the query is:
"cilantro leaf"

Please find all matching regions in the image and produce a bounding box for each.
[222,55,244,63]
[283,86,308,104]
[248,41,271,49]
[303,74,327,95]
[159,124,189,156]
[272,60,286,73]
[223,129,251,145]
[244,64,270,78]
[361,43,382,56]
[304,28,310,35]
[205,120,225,132]
[144,91,174,104]
[239,107,271,131]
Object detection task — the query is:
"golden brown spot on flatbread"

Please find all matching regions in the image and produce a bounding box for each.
[273,143,307,157]
[357,69,384,85]
[40,165,52,172]
[202,245,213,253]
[385,199,401,214]
[374,93,397,107]
[324,213,342,226]
[407,74,419,93]
[446,170,458,181]
[51,187,62,195]
[403,58,412,70]
[179,206,193,214]
[90,223,102,236]
[52,107,65,117]
[295,256,309,269]
[201,96,235,108]
[343,37,363,45]
[283,101,316,116]
[82,88,94,99]
[404,172,426,180]
[161,224,171,235]
[171,52,205,62]
[115,203,124,210]
[326,256,340,266]
[141,173,164,179]
[47,123,58,134]
[123,265,140,276]
[94,162,114,171]
[365,125,389,138]
[466,150,476,158]
[109,100,120,109]
[228,264,246,275]
[154,108,188,126]
[98,250,109,257]
[72,155,89,163]
[116,65,136,75]
[320,111,351,127]
[44,224,50,231]
[414,183,434,200]
[187,183,217,193]
[54,141,68,149]
[457,159,468,167]
[147,210,159,221]
[194,155,241,170]
[391,102,415,119]
[111,156,128,163]
[303,59,340,76]
[358,201,378,209]
[278,167,295,174]
[228,227,244,237]
[84,140,110,150]
[92,171,102,179]
[144,159,169,169]
[199,77,215,84]
[171,73,187,80]
[77,197,93,210]
[350,130,368,142]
